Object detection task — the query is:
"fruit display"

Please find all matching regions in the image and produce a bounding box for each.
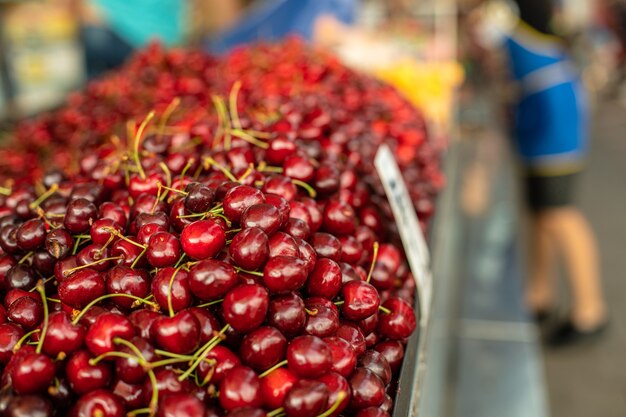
[0,39,440,416]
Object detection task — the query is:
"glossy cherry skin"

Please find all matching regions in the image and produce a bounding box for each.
[184,183,215,213]
[143,369,194,405]
[324,336,357,378]
[262,175,298,201]
[295,238,317,274]
[188,259,238,301]
[283,379,330,417]
[348,368,385,410]
[377,244,401,275]
[110,237,146,268]
[229,227,269,270]
[264,194,290,226]
[318,371,351,416]
[115,336,156,384]
[339,235,363,264]
[283,217,311,239]
[377,297,416,340]
[335,323,366,357]
[322,200,356,236]
[260,367,298,409]
[76,244,113,272]
[151,267,192,313]
[283,154,315,182]
[58,268,106,309]
[197,345,241,386]
[241,203,281,235]
[155,310,201,354]
[355,408,390,417]
[309,232,342,262]
[129,309,161,342]
[0,323,24,364]
[304,304,339,338]
[105,266,150,309]
[223,185,266,223]
[11,352,55,394]
[5,264,37,291]
[99,202,128,229]
[188,307,221,345]
[266,136,297,165]
[7,296,42,330]
[358,350,392,386]
[137,223,166,246]
[268,232,299,258]
[32,250,56,276]
[341,281,380,321]
[16,219,46,251]
[263,255,308,293]
[112,379,144,409]
[64,198,98,234]
[146,231,180,268]
[219,365,264,411]
[41,311,86,357]
[156,393,206,417]
[85,312,135,357]
[267,292,306,337]
[66,350,112,395]
[90,218,122,246]
[306,258,341,299]
[286,335,332,378]
[180,219,226,260]
[0,256,17,290]
[4,394,53,417]
[72,389,124,417]
[373,340,405,373]
[239,326,287,372]
[222,284,269,333]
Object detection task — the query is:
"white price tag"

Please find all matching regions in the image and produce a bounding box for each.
[374,144,432,320]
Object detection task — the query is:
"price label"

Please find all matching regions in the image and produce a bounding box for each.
[375,144,432,320]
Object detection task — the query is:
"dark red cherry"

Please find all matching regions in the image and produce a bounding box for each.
[304,305,339,338]
[349,368,385,410]
[58,268,106,309]
[318,371,351,416]
[66,350,112,395]
[99,202,128,229]
[306,258,341,299]
[44,229,73,260]
[32,251,55,276]
[129,309,161,342]
[358,350,392,386]
[266,136,297,165]
[264,194,290,226]
[110,237,146,268]
[339,235,363,264]
[259,367,298,409]
[219,365,263,410]
[85,312,135,357]
[5,394,53,417]
[263,255,307,293]
[0,225,20,255]
[137,223,166,246]
[295,237,317,274]
[105,266,150,309]
[299,198,322,233]
[314,165,340,195]
[309,232,341,261]
[283,218,310,239]
[223,185,265,223]
[155,310,200,354]
[180,219,226,260]
[76,244,112,272]
[64,198,98,234]
[267,292,306,337]
[355,407,390,417]
[188,307,220,345]
[241,204,281,235]
[157,393,206,417]
[7,296,43,330]
[324,336,357,378]
[188,259,238,301]
[170,198,194,232]
[322,200,356,236]
[72,389,124,417]
[11,352,55,394]
[115,336,156,384]
[16,219,46,251]
[239,326,287,372]
[0,323,24,364]
[146,231,180,268]
[197,345,241,386]
[356,313,379,336]
[341,281,380,321]
[283,155,315,183]
[0,256,17,290]
[5,264,37,291]
[222,284,268,333]
[335,323,366,357]
[229,227,269,270]
[286,335,332,378]
[184,183,215,214]
[42,311,85,357]
[225,407,266,417]
[143,368,194,404]
[112,379,144,410]
[373,340,405,373]
[262,175,298,201]
[151,267,192,313]
[268,232,299,258]
[283,379,329,417]
[89,218,121,246]
[377,297,416,340]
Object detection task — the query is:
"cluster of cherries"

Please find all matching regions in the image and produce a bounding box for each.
[0,71,421,417]
[1,40,442,229]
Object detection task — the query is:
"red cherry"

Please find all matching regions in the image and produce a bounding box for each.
[0,323,24,364]
[112,379,144,410]
[146,231,180,268]
[373,340,404,373]
[283,379,330,417]
[11,352,55,394]
[239,326,287,372]
[286,335,332,378]
[41,311,86,357]
[358,350,392,386]
[219,365,263,411]
[223,185,265,223]
[157,393,206,417]
[58,269,106,310]
[128,309,161,342]
[341,281,380,321]
[306,258,341,299]
[317,372,351,416]
[222,284,269,333]
[66,350,112,395]
[322,200,356,236]
[324,336,357,378]
[188,259,238,301]
[7,296,43,330]
[377,297,416,340]
[260,367,298,409]
[309,232,341,262]
[229,227,269,270]
[266,136,297,165]
[90,218,122,246]
[348,368,385,410]
[188,307,221,345]
[143,368,194,405]
[105,266,150,309]
[241,203,281,235]
[85,312,135,357]
[335,323,366,357]
[355,408,390,417]
[180,219,226,260]
[262,175,298,201]
[151,267,192,313]
[263,256,308,293]
[283,155,315,182]
[267,292,306,337]
[115,336,156,384]
[154,310,200,354]
[268,232,299,258]
[197,345,241,385]
[72,389,124,417]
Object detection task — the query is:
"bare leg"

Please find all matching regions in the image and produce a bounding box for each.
[537,207,607,329]
[526,214,557,313]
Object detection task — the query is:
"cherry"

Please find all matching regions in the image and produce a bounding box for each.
[318,372,351,416]
[7,296,43,329]
[324,336,357,378]
[264,194,290,226]
[143,368,194,404]
[223,185,265,223]
[66,350,112,395]
[114,336,156,384]
[286,335,332,378]
[129,309,161,342]
[314,165,340,195]
[341,281,380,321]
[32,251,56,276]
[197,345,241,385]
[225,407,265,417]
[64,198,98,234]
[288,201,312,228]
[283,379,329,417]
[77,244,113,272]
[16,219,46,251]
[85,312,135,357]
[309,232,341,262]
[151,267,192,313]
[304,304,339,338]
[155,310,200,354]
[72,389,124,417]
[146,231,180,267]
[380,394,393,413]
[0,225,20,255]
[260,367,298,409]
[283,218,310,239]
[112,379,144,409]
[355,408,390,417]
[188,307,221,344]
[229,227,269,270]
[356,312,379,336]
[188,259,238,301]
[42,311,86,357]
[105,266,150,309]
[299,198,322,233]
[239,326,287,372]
[5,395,52,417]
[0,256,17,289]
[306,258,341,299]
[335,323,366,357]
[377,297,416,340]
[267,292,306,337]
[241,203,281,235]
[266,136,297,165]
[99,202,128,229]
[358,350,392,386]
[128,173,162,199]
[0,323,24,364]
[58,268,106,309]
[180,219,226,260]
[339,235,363,264]
[157,393,206,417]
[368,263,395,291]
[131,196,166,222]
[219,365,263,411]
[295,237,317,273]
[262,175,298,201]
[268,232,299,258]
[184,183,215,213]
[5,264,37,291]
[222,283,268,333]
[376,244,401,275]
[263,255,307,293]
[283,155,315,183]
[348,368,385,410]
[170,198,194,232]
[11,352,56,394]
[110,237,146,268]
[90,218,122,246]
[373,340,404,373]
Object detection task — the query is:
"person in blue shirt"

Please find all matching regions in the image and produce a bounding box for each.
[505,0,608,345]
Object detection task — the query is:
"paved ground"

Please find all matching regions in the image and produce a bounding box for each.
[542,101,626,417]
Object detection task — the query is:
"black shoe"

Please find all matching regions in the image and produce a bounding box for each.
[547,319,609,347]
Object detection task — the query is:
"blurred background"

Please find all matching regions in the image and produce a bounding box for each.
[0,0,624,416]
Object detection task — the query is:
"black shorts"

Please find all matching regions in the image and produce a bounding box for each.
[524,172,579,212]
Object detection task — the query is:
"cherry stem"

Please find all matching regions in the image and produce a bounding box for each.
[366,242,380,284]
[291,179,317,198]
[259,359,288,378]
[72,294,158,326]
[333,300,344,306]
[167,265,185,317]
[211,95,230,149]
[159,183,188,196]
[196,298,224,308]
[154,349,195,360]
[234,267,263,277]
[203,156,238,182]
[133,111,156,180]
[89,350,144,366]
[316,391,348,417]
[0,185,11,195]
[178,324,230,382]
[158,162,172,201]
[237,163,255,183]
[29,183,59,210]
[157,97,181,137]
[305,308,318,316]
[228,128,269,149]
[379,306,392,314]
[148,357,198,369]
[63,256,123,277]
[229,80,243,130]
[97,233,116,255]
[130,246,148,269]
[13,329,40,353]
[267,408,285,417]
[35,281,49,354]
[102,227,146,250]
[179,158,195,183]
[18,251,33,264]
[174,254,188,268]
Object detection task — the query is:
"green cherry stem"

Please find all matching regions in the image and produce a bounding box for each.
[366,242,379,284]
[267,408,285,417]
[63,256,123,277]
[71,294,158,326]
[229,80,243,130]
[35,281,49,354]
[203,156,238,183]
[333,300,344,306]
[89,350,143,366]
[13,329,41,353]
[177,324,230,382]
[157,97,181,138]
[379,306,392,314]
[291,179,317,198]
[234,267,263,277]
[316,391,348,417]
[259,359,288,378]
[228,128,269,149]
[133,111,156,180]
[154,349,195,360]
[196,299,224,308]
[29,183,59,210]
[167,265,185,317]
